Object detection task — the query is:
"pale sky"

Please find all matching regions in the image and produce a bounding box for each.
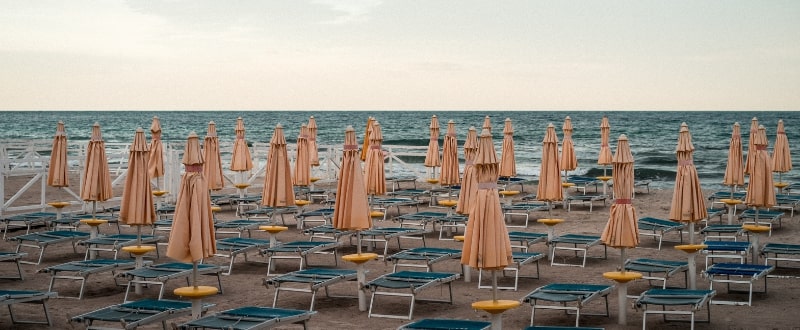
[1,1,798,111]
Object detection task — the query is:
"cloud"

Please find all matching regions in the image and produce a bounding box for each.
[311,0,383,24]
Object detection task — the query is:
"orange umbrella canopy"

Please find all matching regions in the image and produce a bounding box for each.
[48,121,69,188]
[308,116,320,167]
[203,121,225,191]
[601,134,639,248]
[669,123,707,222]
[120,128,156,226]
[424,115,441,169]
[364,121,387,196]
[744,117,759,175]
[262,124,296,207]
[597,116,613,167]
[81,122,113,202]
[722,122,745,188]
[167,132,216,263]
[333,126,371,231]
[461,128,513,270]
[537,123,563,202]
[498,118,516,178]
[147,116,164,180]
[230,117,253,172]
[440,120,460,186]
[293,123,311,187]
[482,116,492,132]
[772,119,792,176]
[456,127,479,215]
[560,116,578,173]
[360,117,374,162]
[745,125,776,208]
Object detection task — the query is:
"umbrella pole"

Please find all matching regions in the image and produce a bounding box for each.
[491,270,498,302]
[137,226,142,246]
[618,248,628,325]
[192,261,198,288]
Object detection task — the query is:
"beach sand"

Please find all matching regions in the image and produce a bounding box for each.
[2,175,799,330]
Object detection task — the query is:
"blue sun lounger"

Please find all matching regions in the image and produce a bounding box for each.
[215,218,272,238]
[0,290,57,325]
[294,208,335,229]
[399,318,492,330]
[522,283,612,327]
[302,224,355,242]
[264,268,357,311]
[387,176,418,191]
[508,231,548,252]
[701,240,752,268]
[762,243,800,272]
[262,241,340,276]
[703,263,774,306]
[394,211,448,231]
[359,227,429,258]
[1,212,57,239]
[42,258,141,299]
[121,262,224,302]
[549,234,607,267]
[366,270,460,320]
[386,247,462,272]
[373,198,424,216]
[477,251,545,291]
[176,306,316,330]
[70,298,214,330]
[10,230,90,265]
[242,206,298,226]
[502,202,550,228]
[700,224,747,241]
[635,288,715,330]
[214,237,271,275]
[0,251,26,280]
[566,176,601,194]
[80,234,163,260]
[498,176,535,192]
[567,194,608,212]
[638,217,686,250]
[624,258,689,289]
[738,209,783,235]
[434,214,469,240]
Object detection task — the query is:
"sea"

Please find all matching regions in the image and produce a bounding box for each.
[1,110,798,190]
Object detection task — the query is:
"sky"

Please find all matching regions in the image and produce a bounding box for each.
[1,1,799,111]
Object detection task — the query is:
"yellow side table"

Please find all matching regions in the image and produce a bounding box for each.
[775,182,789,194]
[234,183,250,198]
[561,182,575,209]
[47,201,70,221]
[80,218,108,260]
[742,224,770,264]
[603,271,642,325]
[453,235,471,282]
[498,190,519,205]
[597,176,612,196]
[675,244,707,290]
[342,253,379,312]
[472,300,521,329]
[121,245,157,294]
[174,286,218,319]
[720,198,742,225]
[537,218,564,259]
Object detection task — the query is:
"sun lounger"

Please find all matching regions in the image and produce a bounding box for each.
[386,247,462,272]
[10,230,90,265]
[2,212,57,238]
[738,209,783,235]
[387,176,418,191]
[762,243,800,273]
[49,213,117,231]
[635,179,653,194]
[567,194,607,212]
[478,251,544,291]
[635,288,715,330]
[242,205,298,226]
[366,270,460,320]
[302,224,355,242]
[121,262,224,302]
[700,224,748,241]
[80,234,162,260]
[294,208,335,229]
[567,176,601,194]
[522,283,612,327]
[393,211,448,231]
[703,263,774,306]
[232,195,262,217]
[264,268,357,311]
[176,306,316,330]
[399,318,492,330]
[434,214,469,240]
[0,251,25,280]
[508,231,548,252]
[498,176,534,192]
[373,198,424,217]
[549,234,607,267]
[42,258,141,299]
[0,290,57,325]
[261,241,340,276]
[502,202,550,228]
[638,217,686,249]
[70,298,214,329]
[773,194,800,217]
[701,240,752,268]
[624,258,689,289]
[214,237,271,275]
[215,218,272,238]
[359,227,428,258]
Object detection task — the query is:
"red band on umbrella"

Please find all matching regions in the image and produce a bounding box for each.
[300,134,308,139]
[343,144,358,150]
[430,138,438,141]
[778,131,786,135]
[679,160,693,166]
[185,164,203,172]
[447,133,456,137]
[601,144,608,147]
[370,145,381,149]
[757,145,767,150]
[478,182,497,189]
[465,160,474,165]
[615,199,631,204]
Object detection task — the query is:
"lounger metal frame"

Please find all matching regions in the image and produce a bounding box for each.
[261,241,340,277]
[263,268,357,311]
[635,288,715,330]
[399,318,491,330]
[477,251,544,291]
[549,234,607,267]
[502,202,550,228]
[214,218,272,238]
[359,227,428,259]
[1,212,57,239]
[0,251,26,280]
[79,234,163,260]
[566,194,607,212]
[738,209,783,236]
[214,237,272,275]
[386,247,462,272]
[121,262,224,302]
[42,258,142,299]
[701,240,752,269]
[366,271,460,320]
[70,298,214,330]
[703,262,774,306]
[638,217,685,250]
[762,243,800,275]
[10,230,90,265]
[176,306,316,330]
[624,258,689,289]
[522,283,612,327]
[0,290,57,325]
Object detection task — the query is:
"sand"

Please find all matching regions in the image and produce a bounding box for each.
[2,175,799,330]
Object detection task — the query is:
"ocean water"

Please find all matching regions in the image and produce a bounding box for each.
[1,110,798,190]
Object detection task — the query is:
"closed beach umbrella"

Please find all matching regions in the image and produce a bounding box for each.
[364,121,386,196]
[537,124,563,205]
[203,121,225,191]
[48,121,69,188]
[744,117,759,175]
[597,116,613,172]
[722,122,745,193]
[333,126,372,233]
[601,134,639,250]
[499,118,516,178]
[147,116,164,188]
[230,117,253,172]
[482,116,492,132]
[424,115,441,178]
[560,116,578,179]
[360,117,374,161]
[456,127,479,215]
[262,124,296,207]
[308,116,320,167]
[81,122,113,216]
[167,132,216,279]
[461,128,513,301]
[293,123,311,187]
[440,120,460,187]
[745,125,776,210]
[120,128,156,243]
[772,119,792,183]
[669,123,707,231]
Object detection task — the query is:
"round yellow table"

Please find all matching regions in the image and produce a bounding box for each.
[47,201,70,221]
[426,178,440,184]
[174,286,218,319]
[675,244,707,290]
[538,219,564,259]
[775,182,789,194]
[122,245,157,294]
[720,198,742,225]
[743,224,770,264]
[342,253,379,312]
[603,271,643,326]
[260,225,289,248]
[561,182,575,209]
[597,176,612,196]
[472,300,520,329]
